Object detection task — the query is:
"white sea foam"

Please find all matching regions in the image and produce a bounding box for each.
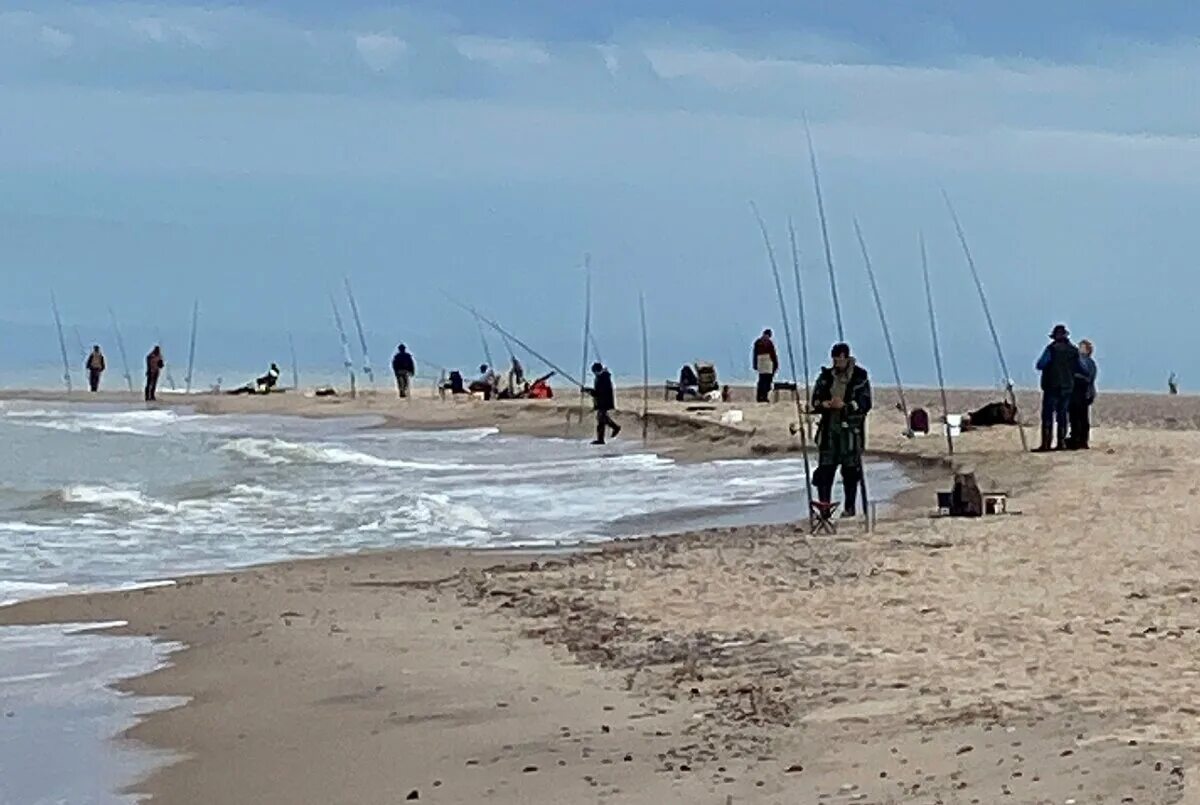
[218,437,492,471]
[56,485,178,514]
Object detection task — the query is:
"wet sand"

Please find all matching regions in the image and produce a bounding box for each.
[4,386,1200,803]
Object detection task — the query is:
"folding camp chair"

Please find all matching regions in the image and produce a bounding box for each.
[809,500,840,535]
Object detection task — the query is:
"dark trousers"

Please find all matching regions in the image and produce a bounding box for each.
[756,373,774,403]
[88,370,101,393]
[1040,391,1070,443]
[145,372,159,402]
[1068,393,1092,448]
[595,409,619,443]
[813,463,862,513]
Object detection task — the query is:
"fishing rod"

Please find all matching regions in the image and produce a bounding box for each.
[475,318,495,368]
[108,307,134,393]
[156,328,178,390]
[442,293,582,388]
[804,118,844,342]
[787,218,814,409]
[751,203,814,516]
[579,254,593,422]
[288,332,300,391]
[329,293,357,397]
[184,300,199,395]
[920,233,954,456]
[853,218,910,432]
[343,277,374,386]
[589,332,603,365]
[942,190,1029,451]
[50,293,72,393]
[639,292,649,443]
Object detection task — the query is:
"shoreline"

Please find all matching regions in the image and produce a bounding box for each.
[7,389,1200,801]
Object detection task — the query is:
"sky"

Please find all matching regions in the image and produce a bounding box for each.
[3,1,1200,391]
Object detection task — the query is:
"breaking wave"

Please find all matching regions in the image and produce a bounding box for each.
[218,437,491,472]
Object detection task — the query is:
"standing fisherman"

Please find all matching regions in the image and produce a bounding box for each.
[145,345,165,402]
[85,345,106,393]
[811,343,872,517]
[1034,324,1079,452]
[391,344,415,398]
[752,329,779,403]
[588,362,621,445]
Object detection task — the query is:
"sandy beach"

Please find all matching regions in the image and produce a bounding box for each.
[4,386,1200,803]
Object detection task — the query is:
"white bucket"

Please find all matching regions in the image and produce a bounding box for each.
[720,409,744,425]
[945,413,963,438]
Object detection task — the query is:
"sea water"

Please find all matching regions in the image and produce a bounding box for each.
[0,399,910,803]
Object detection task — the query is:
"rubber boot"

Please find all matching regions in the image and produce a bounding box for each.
[841,473,859,518]
[1033,427,1053,453]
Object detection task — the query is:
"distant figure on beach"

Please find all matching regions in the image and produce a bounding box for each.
[811,343,872,517]
[508,356,525,394]
[469,364,498,400]
[589,362,621,445]
[258,363,280,392]
[85,345,106,393]
[144,346,164,402]
[1034,324,1080,452]
[752,329,779,403]
[1169,372,1179,395]
[677,364,700,401]
[391,344,415,399]
[1068,339,1098,450]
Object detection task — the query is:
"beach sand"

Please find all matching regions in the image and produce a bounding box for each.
[3,386,1200,803]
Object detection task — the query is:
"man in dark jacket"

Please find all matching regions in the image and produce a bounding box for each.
[391,344,416,398]
[145,346,164,402]
[1034,324,1080,452]
[588,362,621,445]
[85,345,106,393]
[811,343,872,517]
[752,329,779,403]
[1068,338,1098,449]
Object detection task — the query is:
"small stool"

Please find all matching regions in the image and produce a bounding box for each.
[809,500,840,534]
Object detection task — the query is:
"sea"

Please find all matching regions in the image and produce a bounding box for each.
[0,398,910,804]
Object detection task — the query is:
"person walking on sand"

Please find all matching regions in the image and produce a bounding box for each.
[588,362,621,445]
[145,345,165,402]
[752,328,779,403]
[811,342,872,517]
[85,345,106,393]
[1034,324,1080,452]
[391,344,415,399]
[1068,339,1098,450]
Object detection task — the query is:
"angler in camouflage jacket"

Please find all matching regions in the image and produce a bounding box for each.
[810,342,872,517]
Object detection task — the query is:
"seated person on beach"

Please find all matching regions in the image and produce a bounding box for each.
[963,400,1018,428]
[227,363,281,395]
[676,364,700,401]
[527,373,554,399]
[468,364,498,400]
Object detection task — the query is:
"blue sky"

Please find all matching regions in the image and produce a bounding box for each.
[3,1,1199,390]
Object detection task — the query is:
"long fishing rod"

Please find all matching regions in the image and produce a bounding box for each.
[475,318,495,368]
[942,190,1029,451]
[589,332,603,364]
[579,255,593,421]
[184,300,199,395]
[50,293,72,393]
[343,277,374,386]
[443,293,582,388]
[108,307,134,393]
[156,328,178,390]
[751,203,814,515]
[639,292,649,443]
[853,218,911,432]
[329,293,357,397]
[288,332,300,391]
[920,233,954,456]
[787,218,814,407]
[804,118,844,341]
[786,217,816,507]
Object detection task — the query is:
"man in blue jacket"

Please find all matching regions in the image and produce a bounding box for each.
[1034,324,1080,452]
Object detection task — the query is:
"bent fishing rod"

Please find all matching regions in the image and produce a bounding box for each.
[441,292,582,388]
[942,190,1028,451]
[853,218,911,433]
[50,293,72,393]
[804,117,844,342]
[108,308,134,393]
[751,202,814,514]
